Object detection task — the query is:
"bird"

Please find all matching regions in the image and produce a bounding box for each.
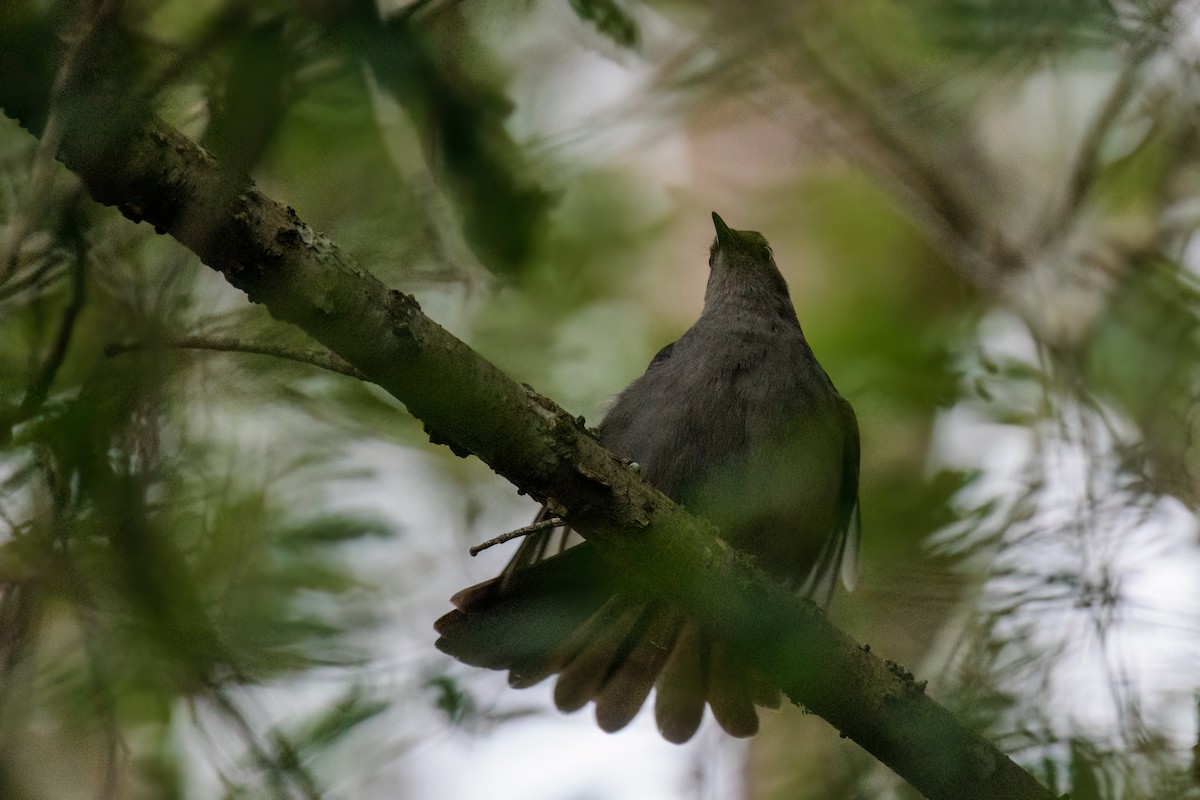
[434,212,860,744]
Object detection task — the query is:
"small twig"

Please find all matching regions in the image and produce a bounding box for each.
[1048,55,1153,240]
[268,731,323,800]
[0,0,122,284]
[16,242,86,420]
[2,235,87,446]
[791,28,986,255]
[1046,5,1175,240]
[104,335,368,380]
[1191,693,1200,785]
[0,257,70,303]
[0,585,36,705]
[61,556,129,800]
[393,0,443,25]
[470,517,563,556]
[208,687,323,800]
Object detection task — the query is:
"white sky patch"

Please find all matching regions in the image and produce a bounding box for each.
[412,698,744,800]
[499,1,694,185]
[927,311,1200,756]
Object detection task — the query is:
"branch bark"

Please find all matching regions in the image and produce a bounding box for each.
[0,24,1056,800]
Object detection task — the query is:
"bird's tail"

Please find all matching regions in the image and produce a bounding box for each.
[434,545,776,743]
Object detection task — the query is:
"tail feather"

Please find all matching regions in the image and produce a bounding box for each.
[508,641,570,689]
[594,605,681,732]
[707,641,759,738]
[655,622,708,744]
[434,545,610,673]
[751,672,783,710]
[436,542,783,744]
[554,600,642,713]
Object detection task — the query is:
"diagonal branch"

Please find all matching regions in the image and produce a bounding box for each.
[0,36,1054,800]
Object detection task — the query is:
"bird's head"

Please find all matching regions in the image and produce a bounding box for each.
[706,212,793,310]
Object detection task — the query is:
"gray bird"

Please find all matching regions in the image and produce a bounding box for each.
[435,212,860,743]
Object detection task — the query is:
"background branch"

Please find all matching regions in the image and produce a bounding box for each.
[104,335,367,380]
[1,234,87,443]
[1047,30,1160,240]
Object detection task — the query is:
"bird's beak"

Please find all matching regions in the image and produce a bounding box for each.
[712,212,735,248]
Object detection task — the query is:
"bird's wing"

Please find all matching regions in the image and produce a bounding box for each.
[798,393,861,604]
[499,339,679,586]
[434,543,613,677]
[648,341,675,367]
[836,393,861,592]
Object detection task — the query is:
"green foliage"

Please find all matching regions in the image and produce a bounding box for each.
[328,3,554,277]
[205,15,294,175]
[569,0,639,47]
[4,0,1200,798]
[915,0,1126,62]
[1086,257,1200,500]
[1068,738,1110,800]
[286,686,390,757]
[427,674,477,727]
[0,105,392,797]
[786,169,965,414]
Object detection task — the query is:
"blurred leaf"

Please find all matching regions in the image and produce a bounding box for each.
[1086,257,1200,500]
[291,686,389,751]
[568,0,639,48]
[788,169,965,415]
[335,4,554,276]
[279,515,392,546]
[1069,739,1108,800]
[1092,114,1192,215]
[427,674,476,727]
[915,0,1125,63]
[205,15,294,175]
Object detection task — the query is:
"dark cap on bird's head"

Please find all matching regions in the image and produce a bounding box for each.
[710,211,774,258]
[706,212,788,304]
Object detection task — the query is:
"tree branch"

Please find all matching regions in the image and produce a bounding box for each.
[0,28,1055,800]
[104,335,367,380]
